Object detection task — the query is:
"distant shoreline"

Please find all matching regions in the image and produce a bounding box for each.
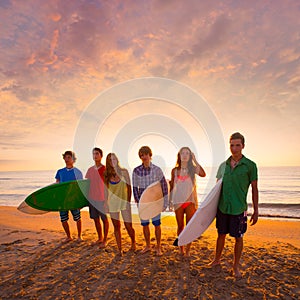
[1,165,300,172]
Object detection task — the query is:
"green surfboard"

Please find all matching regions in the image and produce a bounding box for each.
[22,179,90,212]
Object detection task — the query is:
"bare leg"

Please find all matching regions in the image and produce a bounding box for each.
[121,209,136,250]
[111,212,122,255]
[76,219,83,240]
[141,224,151,253]
[209,233,226,266]
[233,237,243,277]
[61,221,72,241]
[99,218,109,248]
[175,207,185,255]
[184,203,196,257]
[93,218,103,243]
[155,225,162,256]
[124,222,136,250]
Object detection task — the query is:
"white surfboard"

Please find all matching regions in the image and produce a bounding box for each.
[138,181,164,220]
[177,179,223,246]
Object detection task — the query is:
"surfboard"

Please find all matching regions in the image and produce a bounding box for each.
[17,201,49,215]
[138,181,164,220]
[177,179,223,246]
[18,179,90,213]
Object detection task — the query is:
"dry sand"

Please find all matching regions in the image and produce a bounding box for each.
[0,206,299,299]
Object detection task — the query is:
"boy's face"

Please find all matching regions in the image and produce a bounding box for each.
[139,152,151,165]
[93,150,102,162]
[64,154,74,165]
[230,139,244,156]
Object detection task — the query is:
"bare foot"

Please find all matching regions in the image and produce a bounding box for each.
[77,236,83,242]
[233,266,242,278]
[179,246,185,256]
[184,251,190,257]
[155,246,163,256]
[62,237,73,243]
[140,246,151,254]
[208,260,221,267]
[93,239,103,245]
[99,241,107,249]
[130,242,136,251]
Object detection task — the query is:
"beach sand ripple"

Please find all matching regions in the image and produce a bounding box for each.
[0,207,299,299]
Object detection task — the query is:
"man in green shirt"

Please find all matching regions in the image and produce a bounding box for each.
[210,132,259,277]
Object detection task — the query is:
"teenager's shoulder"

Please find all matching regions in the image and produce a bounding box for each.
[242,156,257,167]
[133,164,143,172]
[151,163,162,170]
[56,167,66,173]
[86,165,94,172]
[120,167,129,173]
[120,168,130,177]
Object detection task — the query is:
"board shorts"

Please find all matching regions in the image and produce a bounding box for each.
[216,209,247,238]
[141,214,161,227]
[59,209,81,222]
[89,201,107,221]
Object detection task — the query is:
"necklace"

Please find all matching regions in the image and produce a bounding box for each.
[181,167,188,174]
[231,157,242,168]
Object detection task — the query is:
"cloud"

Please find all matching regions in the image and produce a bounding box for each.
[0,0,300,168]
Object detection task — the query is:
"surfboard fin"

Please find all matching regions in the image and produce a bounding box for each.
[173,238,178,246]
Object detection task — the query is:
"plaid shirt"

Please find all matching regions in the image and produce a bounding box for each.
[132,163,169,208]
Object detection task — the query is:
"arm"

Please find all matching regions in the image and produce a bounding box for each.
[169,169,175,210]
[104,182,108,210]
[169,169,175,192]
[123,170,132,202]
[132,170,139,204]
[192,152,206,177]
[55,170,60,183]
[250,180,259,226]
[159,173,169,211]
[216,161,226,182]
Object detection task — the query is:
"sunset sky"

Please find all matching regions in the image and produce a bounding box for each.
[0,0,299,173]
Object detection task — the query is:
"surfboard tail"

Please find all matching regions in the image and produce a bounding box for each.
[173,238,179,246]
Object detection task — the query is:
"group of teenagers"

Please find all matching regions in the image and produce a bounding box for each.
[55,132,258,278]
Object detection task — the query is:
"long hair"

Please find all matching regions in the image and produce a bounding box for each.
[174,147,196,182]
[104,153,123,186]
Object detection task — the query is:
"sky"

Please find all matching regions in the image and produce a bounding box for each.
[0,0,299,173]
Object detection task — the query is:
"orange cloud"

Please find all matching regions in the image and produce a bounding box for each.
[50,13,61,22]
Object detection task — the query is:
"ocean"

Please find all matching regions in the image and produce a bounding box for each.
[0,166,299,219]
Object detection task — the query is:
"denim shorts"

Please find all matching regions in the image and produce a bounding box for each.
[141,214,161,227]
[59,209,81,222]
[216,209,247,238]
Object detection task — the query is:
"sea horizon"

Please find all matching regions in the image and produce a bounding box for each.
[0,166,299,219]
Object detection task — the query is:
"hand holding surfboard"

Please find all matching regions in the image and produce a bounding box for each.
[177,179,223,246]
[138,181,165,220]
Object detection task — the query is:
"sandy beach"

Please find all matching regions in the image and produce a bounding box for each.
[0,206,299,299]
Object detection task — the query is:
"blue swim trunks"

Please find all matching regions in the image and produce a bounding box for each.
[59,209,81,222]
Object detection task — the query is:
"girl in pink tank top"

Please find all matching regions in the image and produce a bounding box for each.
[170,147,206,256]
